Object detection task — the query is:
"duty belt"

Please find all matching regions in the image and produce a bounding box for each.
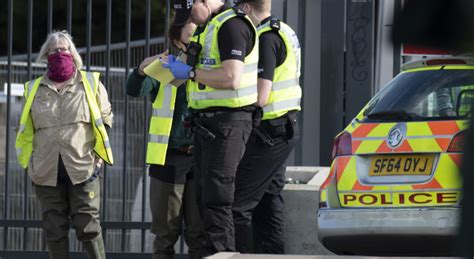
[255,110,298,146]
[196,110,253,120]
[196,110,230,118]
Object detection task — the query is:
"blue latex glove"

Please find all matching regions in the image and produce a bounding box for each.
[163,54,192,80]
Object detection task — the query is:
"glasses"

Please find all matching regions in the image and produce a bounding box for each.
[49,47,70,55]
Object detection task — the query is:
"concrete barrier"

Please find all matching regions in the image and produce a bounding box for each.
[283,167,332,255]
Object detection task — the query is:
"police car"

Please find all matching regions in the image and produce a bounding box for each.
[317,57,474,255]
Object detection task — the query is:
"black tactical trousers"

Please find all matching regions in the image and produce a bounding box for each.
[193,111,253,257]
[233,113,299,254]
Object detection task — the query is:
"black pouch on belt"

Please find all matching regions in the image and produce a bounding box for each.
[266,117,288,138]
[285,112,299,140]
[252,107,263,128]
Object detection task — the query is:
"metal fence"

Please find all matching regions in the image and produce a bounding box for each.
[0,0,176,257]
[0,0,320,257]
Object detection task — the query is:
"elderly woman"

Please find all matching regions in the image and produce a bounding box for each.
[16,30,113,259]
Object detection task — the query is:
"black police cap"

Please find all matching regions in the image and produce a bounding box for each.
[173,0,194,26]
[234,0,257,4]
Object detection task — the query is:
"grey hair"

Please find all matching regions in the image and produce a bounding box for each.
[36,30,83,69]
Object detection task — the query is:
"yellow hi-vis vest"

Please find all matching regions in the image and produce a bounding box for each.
[257,19,302,120]
[15,71,114,169]
[187,8,259,110]
[146,84,177,165]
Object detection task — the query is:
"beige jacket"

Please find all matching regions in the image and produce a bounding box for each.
[28,70,113,186]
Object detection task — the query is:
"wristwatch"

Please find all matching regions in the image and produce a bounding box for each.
[188,68,196,81]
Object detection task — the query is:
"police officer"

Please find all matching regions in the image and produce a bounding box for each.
[126,22,203,259]
[232,0,302,254]
[164,0,258,256]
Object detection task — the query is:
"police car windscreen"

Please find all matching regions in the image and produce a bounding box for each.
[363,69,474,121]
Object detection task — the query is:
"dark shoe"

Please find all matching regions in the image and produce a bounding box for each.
[47,239,69,259]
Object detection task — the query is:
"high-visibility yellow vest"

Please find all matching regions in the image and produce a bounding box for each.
[187,8,259,109]
[146,84,177,165]
[257,19,302,120]
[15,71,114,169]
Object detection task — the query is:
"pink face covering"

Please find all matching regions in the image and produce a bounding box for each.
[47,52,75,83]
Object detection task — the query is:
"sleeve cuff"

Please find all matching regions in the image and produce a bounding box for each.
[134,67,147,78]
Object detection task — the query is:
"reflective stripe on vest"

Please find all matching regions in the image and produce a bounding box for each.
[190,83,257,101]
[15,78,42,168]
[15,71,114,169]
[80,71,113,165]
[187,8,259,109]
[257,20,302,120]
[263,98,301,113]
[146,84,177,165]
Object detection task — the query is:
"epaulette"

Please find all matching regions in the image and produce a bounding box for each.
[233,6,246,17]
[270,18,281,31]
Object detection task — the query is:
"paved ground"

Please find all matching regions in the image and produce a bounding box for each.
[207,253,456,259]
[208,254,336,259]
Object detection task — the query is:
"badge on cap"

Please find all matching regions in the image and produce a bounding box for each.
[174,0,193,10]
[186,0,193,8]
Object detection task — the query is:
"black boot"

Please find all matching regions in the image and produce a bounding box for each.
[46,238,69,259]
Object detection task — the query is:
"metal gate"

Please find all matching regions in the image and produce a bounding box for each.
[0,0,313,257]
[0,0,173,257]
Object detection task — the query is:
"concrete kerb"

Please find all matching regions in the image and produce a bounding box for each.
[207,255,370,259]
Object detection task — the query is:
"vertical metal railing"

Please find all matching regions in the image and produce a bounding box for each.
[103,0,112,246]
[86,0,92,70]
[23,0,34,251]
[47,0,53,33]
[141,0,152,253]
[165,0,171,49]
[4,0,13,251]
[45,0,54,251]
[3,0,13,252]
[67,0,73,33]
[122,0,132,252]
